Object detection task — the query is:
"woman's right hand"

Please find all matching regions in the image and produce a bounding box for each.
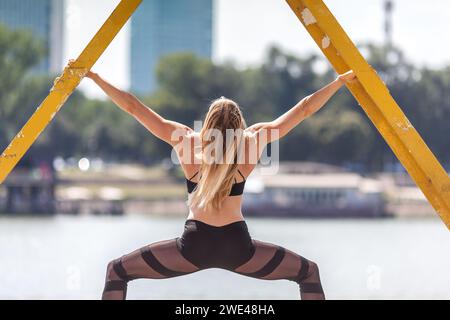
[86,70,98,79]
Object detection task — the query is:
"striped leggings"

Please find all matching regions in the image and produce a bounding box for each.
[102,220,325,300]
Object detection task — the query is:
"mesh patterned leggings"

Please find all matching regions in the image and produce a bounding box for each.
[102,220,325,300]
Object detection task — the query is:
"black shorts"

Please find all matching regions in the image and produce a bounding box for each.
[176,219,256,270]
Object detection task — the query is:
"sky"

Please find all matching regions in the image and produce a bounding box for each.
[63,0,450,98]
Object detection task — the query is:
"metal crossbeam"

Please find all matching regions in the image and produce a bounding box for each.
[0,0,142,184]
[286,0,450,228]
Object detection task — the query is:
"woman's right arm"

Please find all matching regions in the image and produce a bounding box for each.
[246,70,356,149]
[85,71,192,146]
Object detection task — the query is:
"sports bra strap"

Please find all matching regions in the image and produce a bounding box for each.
[188,170,245,182]
[237,169,246,181]
[188,172,199,181]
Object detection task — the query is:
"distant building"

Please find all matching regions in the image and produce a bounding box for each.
[0,0,65,74]
[0,156,56,215]
[243,170,386,218]
[377,172,436,217]
[130,0,213,94]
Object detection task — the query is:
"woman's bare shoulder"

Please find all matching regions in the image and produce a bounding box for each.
[243,129,257,141]
[184,131,201,144]
[173,131,202,168]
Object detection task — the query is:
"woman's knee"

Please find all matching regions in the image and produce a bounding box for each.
[105,258,130,282]
[105,260,117,280]
[298,260,324,297]
[296,257,321,284]
[306,261,320,279]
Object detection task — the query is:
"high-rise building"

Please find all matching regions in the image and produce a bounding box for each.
[384,0,394,48]
[130,0,213,94]
[0,0,65,74]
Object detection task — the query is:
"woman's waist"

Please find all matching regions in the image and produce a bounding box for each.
[187,209,245,227]
[180,218,252,244]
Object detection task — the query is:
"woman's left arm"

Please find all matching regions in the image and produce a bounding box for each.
[86,71,192,146]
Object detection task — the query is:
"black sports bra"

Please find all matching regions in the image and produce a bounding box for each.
[186,170,246,196]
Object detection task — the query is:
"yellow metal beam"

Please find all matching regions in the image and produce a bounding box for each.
[286,0,450,228]
[0,0,142,184]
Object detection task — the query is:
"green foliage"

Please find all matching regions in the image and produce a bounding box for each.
[0,24,46,147]
[0,22,449,171]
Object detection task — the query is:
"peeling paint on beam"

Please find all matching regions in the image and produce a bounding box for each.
[285,0,450,229]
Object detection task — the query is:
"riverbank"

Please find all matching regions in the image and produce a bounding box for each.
[1,163,439,218]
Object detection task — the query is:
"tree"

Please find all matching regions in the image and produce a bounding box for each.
[0,24,46,148]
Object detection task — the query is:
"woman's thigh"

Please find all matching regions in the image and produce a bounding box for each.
[233,239,305,281]
[118,238,200,280]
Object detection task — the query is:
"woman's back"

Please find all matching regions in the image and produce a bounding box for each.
[179,132,259,226]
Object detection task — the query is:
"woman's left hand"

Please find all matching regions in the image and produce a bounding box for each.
[337,70,356,84]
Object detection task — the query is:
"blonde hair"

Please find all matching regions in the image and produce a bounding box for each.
[189,97,247,211]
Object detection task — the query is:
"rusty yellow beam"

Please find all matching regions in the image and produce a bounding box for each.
[286,0,450,228]
[0,0,142,184]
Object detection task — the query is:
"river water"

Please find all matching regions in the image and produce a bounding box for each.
[0,215,448,300]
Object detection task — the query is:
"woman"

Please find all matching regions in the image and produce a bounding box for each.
[85,68,356,300]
